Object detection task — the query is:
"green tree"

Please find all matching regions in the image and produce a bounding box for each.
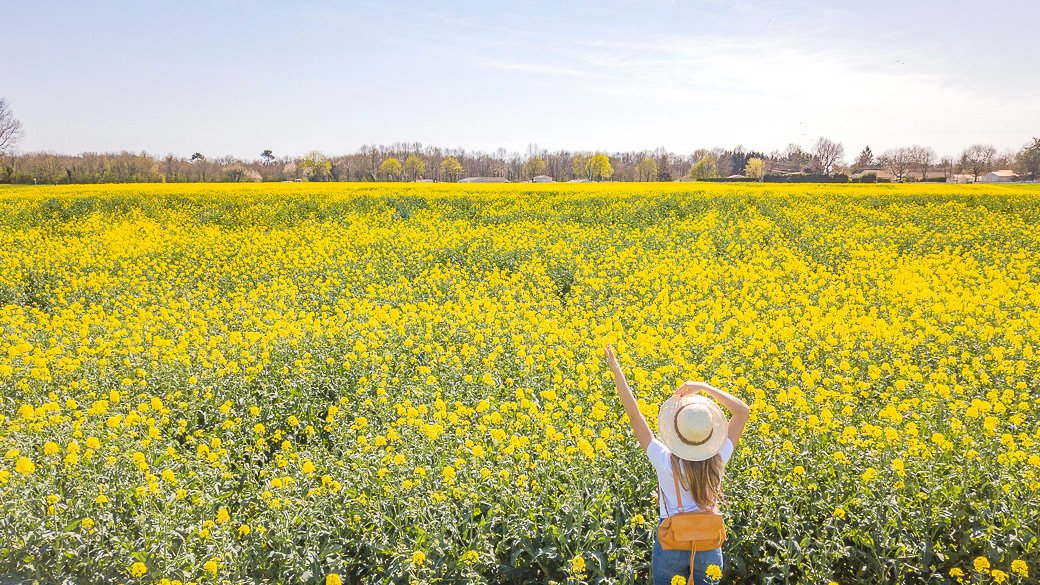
[571,153,590,180]
[300,150,332,181]
[744,157,764,180]
[688,155,719,180]
[1015,138,1040,180]
[379,157,402,181]
[260,150,275,165]
[637,156,658,181]
[403,154,426,181]
[523,156,547,179]
[588,153,613,181]
[440,156,464,182]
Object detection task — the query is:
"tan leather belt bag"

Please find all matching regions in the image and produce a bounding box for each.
[657,472,726,583]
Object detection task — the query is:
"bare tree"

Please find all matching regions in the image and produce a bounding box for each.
[960,144,997,182]
[909,145,936,180]
[0,97,25,154]
[812,137,845,174]
[880,147,914,181]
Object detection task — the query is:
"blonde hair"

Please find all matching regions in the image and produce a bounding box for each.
[669,452,725,512]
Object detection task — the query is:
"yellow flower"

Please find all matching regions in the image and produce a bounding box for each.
[891,459,905,476]
[861,467,877,482]
[15,457,36,475]
[216,507,230,524]
[302,459,316,474]
[706,564,722,581]
[833,507,846,520]
[326,574,342,585]
[991,569,1008,583]
[1011,560,1028,577]
[81,517,95,531]
[570,554,586,576]
[410,551,427,566]
[204,558,219,574]
[974,556,990,572]
[238,524,251,538]
[461,550,480,565]
[671,576,686,585]
[43,442,60,456]
[130,561,147,578]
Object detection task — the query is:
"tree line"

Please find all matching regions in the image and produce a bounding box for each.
[1,98,1037,184]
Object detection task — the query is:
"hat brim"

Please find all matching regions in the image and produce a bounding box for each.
[657,394,729,461]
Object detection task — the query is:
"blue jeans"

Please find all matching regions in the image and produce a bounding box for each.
[652,520,724,585]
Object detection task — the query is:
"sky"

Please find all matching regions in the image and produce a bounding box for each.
[3,0,1039,160]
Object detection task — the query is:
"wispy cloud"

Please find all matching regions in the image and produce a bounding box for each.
[468,21,1040,153]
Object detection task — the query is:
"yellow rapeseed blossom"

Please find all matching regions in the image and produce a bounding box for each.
[14,457,36,475]
[570,555,586,576]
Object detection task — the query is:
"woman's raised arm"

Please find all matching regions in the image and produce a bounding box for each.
[604,344,654,451]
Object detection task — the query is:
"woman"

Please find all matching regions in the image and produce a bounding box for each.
[604,344,750,585]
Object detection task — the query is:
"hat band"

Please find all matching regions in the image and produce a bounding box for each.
[673,404,714,446]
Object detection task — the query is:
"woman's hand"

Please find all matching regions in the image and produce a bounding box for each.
[676,380,716,398]
[603,344,622,376]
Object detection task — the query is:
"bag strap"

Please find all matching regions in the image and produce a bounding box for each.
[672,469,685,513]
[688,548,698,585]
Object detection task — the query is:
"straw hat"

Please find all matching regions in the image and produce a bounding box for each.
[657,394,729,461]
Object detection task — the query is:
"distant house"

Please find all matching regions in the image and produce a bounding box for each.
[726,174,746,179]
[532,175,553,183]
[566,178,591,183]
[980,170,1019,183]
[851,169,895,181]
[458,177,510,183]
[950,174,975,184]
[415,178,435,183]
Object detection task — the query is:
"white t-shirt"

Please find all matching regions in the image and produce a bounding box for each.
[646,436,734,520]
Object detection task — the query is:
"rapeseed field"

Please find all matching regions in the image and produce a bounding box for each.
[0,183,1037,584]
